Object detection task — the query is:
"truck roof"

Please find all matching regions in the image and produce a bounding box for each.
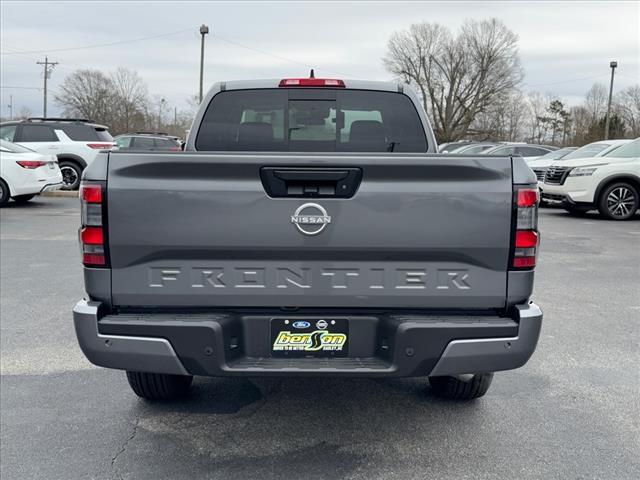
[214,78,402,93]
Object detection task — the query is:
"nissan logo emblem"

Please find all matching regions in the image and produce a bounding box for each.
[290,203,331,236]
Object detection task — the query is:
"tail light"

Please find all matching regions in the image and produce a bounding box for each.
[79,183,108,267]
[279,78,345,88]
[87,143,113,149]
[16,160,47,169]
[512,187,539,269]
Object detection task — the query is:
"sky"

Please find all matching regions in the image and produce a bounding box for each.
[1,0,638,118]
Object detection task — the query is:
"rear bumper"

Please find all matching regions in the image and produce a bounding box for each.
[73,300,542,377]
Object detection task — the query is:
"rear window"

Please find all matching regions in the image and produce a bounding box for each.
[195,89,427,152]
[0,139,34,153]
[132,137,155,149]
[60,124,113,142]
[156,138,179,149]
[517,146,548,156]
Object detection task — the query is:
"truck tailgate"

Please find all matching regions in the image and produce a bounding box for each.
[106,152,513,309]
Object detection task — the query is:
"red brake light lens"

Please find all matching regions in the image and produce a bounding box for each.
[81,226,103,245]
[16,160,47,169]
[87,143,113,149]
[81,185,102,203]
[515,230,538,248]
[517,189,539,207]
[513,256,536,268]
[279,78,345,88]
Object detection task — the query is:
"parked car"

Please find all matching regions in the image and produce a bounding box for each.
[114,132,182,151]
[449,142,499,154]
[528,147,578,181]
[482,143,556,161]
[74,77,542,402]
[438,140,473,153]
[530,140,630,200]
[0,118,114,190]
[0,139,62,206]
[542,138,639,220]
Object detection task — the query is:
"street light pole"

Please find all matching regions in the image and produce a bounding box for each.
[199,24,209,104]
[604,60,618,140]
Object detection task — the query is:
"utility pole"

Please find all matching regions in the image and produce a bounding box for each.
[36,56,58,118]
[8,94,13,120]
[174,106,178,125]
[604,60,618,140]
[199,24,209,103]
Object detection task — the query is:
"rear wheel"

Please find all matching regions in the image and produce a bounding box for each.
[429,373,494,400]
[59,161,82,190]
[597,182,639,220]
[126,371,193,400]
[12,194,36,203]
[0,179,9,206]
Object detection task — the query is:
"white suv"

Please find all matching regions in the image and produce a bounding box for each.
[0,118,114,190]
[542,138,640,220]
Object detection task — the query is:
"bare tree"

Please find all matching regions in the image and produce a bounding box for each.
[16,106,33,120]
[569,105,592,145]
[54,69,115,124]
[383,18,523,142]
[584,83,608,123]
[110,68,149,133]
[615,85,640,137]
[525,91,548,143]
[471,92,528,141]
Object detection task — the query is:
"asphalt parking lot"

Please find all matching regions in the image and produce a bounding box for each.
[1,196,638,480]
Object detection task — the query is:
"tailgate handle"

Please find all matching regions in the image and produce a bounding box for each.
[260,167,362,198]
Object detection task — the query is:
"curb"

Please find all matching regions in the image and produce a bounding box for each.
[42,190,78,198]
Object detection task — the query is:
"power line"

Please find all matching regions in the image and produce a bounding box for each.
[213,34,364,79]
[523,74,608,88]
[0,28,193,55]
[0,86,43,90]
[617,73,639,81]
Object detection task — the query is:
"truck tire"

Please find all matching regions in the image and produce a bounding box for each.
[12,194,36,203]
[59,160,82,190]
[428,373,493,400]
[0,179,9,206]
[126,371,193,400]
[597,182,639,220]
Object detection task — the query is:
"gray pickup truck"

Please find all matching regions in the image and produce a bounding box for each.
[73,77,542,401]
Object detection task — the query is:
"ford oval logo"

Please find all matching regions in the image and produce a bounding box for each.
[292,321,311,329]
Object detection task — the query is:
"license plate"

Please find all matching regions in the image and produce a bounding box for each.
[270,318,349,357]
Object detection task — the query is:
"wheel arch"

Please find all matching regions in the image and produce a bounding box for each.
[594,174,640,204]
[0,175,15,196]
[57,154,87,170]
